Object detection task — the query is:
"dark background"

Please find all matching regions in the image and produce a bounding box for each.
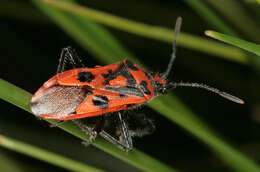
[0,0,260,171]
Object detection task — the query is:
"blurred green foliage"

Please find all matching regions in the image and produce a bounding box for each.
[1,0,260,172]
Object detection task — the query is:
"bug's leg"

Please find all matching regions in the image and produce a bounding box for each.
[72,119,104,147]
[72,119,97,146]
[49,120,65,128]
[57,47,84,74]
[129,113,155,137]
[99,130,132,151]
[84,118,106,146]
[82,132,98,147]
[117,112,133,152]
[73,116,133,152]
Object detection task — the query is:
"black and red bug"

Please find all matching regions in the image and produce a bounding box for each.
[30,17,244,152]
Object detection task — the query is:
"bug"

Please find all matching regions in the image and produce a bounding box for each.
[30,17,244,152]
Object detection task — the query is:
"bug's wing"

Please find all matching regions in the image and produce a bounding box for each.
[55,87,145,120]
[30,85,90,119]
[76,89,146,114]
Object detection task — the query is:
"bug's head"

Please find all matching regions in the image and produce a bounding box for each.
[150,73,167,95]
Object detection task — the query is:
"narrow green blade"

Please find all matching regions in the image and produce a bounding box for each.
[0,134,104,172]
[205,0,260,41]
[205,30,260,56]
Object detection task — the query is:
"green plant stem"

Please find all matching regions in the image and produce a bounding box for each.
[205,30,260,56]
[0,134,103,172]
[2,1,259,171]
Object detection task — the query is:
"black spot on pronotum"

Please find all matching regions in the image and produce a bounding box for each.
[78,71,95,82]
[140,81,151,95]
[125,60,138,71]
[92,95,109,109]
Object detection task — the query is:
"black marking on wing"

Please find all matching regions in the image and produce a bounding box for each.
[92,95,109,109]
[78,71,95,82]
[140,81,151,95]
[103,63,124,85]
[105,85,144,97]
[125,60,138,71]
[103,63,137,88]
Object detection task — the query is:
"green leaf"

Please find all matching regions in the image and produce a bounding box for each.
[0,134,104,172]
[204,0,260,41]
[1,0,258,172]
[205,30,260,56]
[0,78,31,113]
[40,0,248,65]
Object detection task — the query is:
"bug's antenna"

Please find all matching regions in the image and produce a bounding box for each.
[163,16,182,79]
[167,82,244,104]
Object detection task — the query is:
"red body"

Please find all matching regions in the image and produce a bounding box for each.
[30,59,164,120]
[30,18,243,152]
